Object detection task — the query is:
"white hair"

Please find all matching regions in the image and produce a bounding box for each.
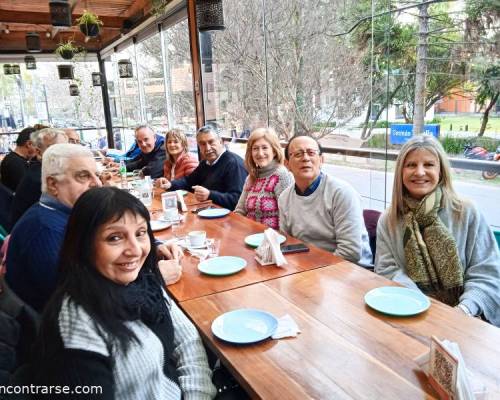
[30,128,67,150]
[41,143,94,193]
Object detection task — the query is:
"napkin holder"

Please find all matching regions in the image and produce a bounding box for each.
[255,228,287,267]
[414,336,488,400]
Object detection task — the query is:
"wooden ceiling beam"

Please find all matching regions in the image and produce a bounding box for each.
[123,0,150,18]
[0,29,118,52]
[0,10,126,29]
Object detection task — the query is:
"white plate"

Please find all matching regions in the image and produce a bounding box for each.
[198,256,247,276]
[211,309,278,344]
[364,286,431,316]
[198,208,231,218]
[178,239,208,250]
[150,220,171,232]
[244,233,286,248]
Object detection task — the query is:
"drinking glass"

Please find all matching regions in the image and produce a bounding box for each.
[207,238,221,258]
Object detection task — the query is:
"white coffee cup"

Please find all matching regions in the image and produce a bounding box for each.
[188,231,206,247]
[163,207,179,221]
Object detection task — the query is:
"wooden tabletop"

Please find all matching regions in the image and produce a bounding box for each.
[151,192,343,302]
[181,262,500,399]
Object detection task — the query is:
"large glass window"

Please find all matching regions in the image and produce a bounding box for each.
[0,59,105,147]
[197,0,500,228]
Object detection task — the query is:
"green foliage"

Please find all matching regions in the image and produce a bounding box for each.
[76,10,103,26]
[475,64,500,107]
[441,135,500,154]
[55,40,79,55]
[151,0,174,16]
[313,121,337,129]
[364,133,500,154]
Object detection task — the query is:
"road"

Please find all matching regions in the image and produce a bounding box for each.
[322,163,500,229]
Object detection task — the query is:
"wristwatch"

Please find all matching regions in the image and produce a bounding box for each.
[457,303,473,317]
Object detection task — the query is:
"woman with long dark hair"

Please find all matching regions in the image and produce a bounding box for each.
[33,186,216,399]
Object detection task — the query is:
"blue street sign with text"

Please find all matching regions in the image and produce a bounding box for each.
[390,124,440,145]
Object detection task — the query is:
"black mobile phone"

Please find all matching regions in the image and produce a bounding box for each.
[280,243,310,254]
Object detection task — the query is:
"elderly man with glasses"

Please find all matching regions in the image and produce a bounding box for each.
[6,143,182,312]
[278,135,372,267]
[158,125,247,210]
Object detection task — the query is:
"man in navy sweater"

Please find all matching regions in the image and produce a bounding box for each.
[6,144,102,312]
[159,126,247,210]
[6,144,184,312]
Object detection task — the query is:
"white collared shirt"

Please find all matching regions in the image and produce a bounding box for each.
[207,148,226,166]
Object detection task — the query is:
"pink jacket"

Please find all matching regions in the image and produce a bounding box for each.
[163,151,199,181]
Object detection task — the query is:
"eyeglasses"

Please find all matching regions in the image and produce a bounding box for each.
[289,149,320,160]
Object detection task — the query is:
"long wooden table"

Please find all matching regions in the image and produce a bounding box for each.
[150,190,500,399]
[152,192,342,302]
[181,262,500,399]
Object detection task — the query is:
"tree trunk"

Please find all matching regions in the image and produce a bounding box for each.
[360,101,372,139]
[478,92,499,137]
[413,1,428,135]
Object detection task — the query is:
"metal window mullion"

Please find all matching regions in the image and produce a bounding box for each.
[133,39,147,123]
[160,25,175,127]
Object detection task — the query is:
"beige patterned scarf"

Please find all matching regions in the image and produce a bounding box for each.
[403,187,464,306]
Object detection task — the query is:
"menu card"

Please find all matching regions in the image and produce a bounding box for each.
[415,336,488,400]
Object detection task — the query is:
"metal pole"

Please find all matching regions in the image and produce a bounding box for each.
[159,23,175,127]
[413,1,429,135]
[97,52,114,148]
[42,84,51,125]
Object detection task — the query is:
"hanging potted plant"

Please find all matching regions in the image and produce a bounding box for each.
[151,0,175,16]
[55,40,79,60]
[76,10,103,37]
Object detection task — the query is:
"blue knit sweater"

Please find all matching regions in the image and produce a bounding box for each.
[6,194,71,312]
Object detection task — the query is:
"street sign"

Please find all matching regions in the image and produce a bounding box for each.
[390,124,440,144]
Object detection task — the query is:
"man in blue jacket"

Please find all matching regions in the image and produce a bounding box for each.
[160,126,247,210]
[124,125,166,178]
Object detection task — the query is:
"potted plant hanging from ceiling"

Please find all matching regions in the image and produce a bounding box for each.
[76,10,103,37]
[55,40,80,60]
[151,0,175,16]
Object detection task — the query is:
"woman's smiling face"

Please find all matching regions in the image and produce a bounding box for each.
[402,148,441,200]
[93,212,150,285]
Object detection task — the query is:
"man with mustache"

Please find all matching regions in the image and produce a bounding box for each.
[159,126,247,210]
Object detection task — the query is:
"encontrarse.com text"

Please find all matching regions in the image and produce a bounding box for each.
[0,385,103,395]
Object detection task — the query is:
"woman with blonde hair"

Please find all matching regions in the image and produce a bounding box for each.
[375,135,500,326]
[155,129,198,187]
[235,127,293,229]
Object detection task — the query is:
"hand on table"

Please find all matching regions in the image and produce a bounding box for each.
[158,260,182,285]
[99,171,114,186]
[155,177,172,190]
[192,185,210,202]
[102,156,115,166]
[157,242,184,261]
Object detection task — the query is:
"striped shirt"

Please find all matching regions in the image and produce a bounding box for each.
[58,290,216,400]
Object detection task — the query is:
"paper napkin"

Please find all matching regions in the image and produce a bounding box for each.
[272,314,301,339]
[255,228,288,267]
